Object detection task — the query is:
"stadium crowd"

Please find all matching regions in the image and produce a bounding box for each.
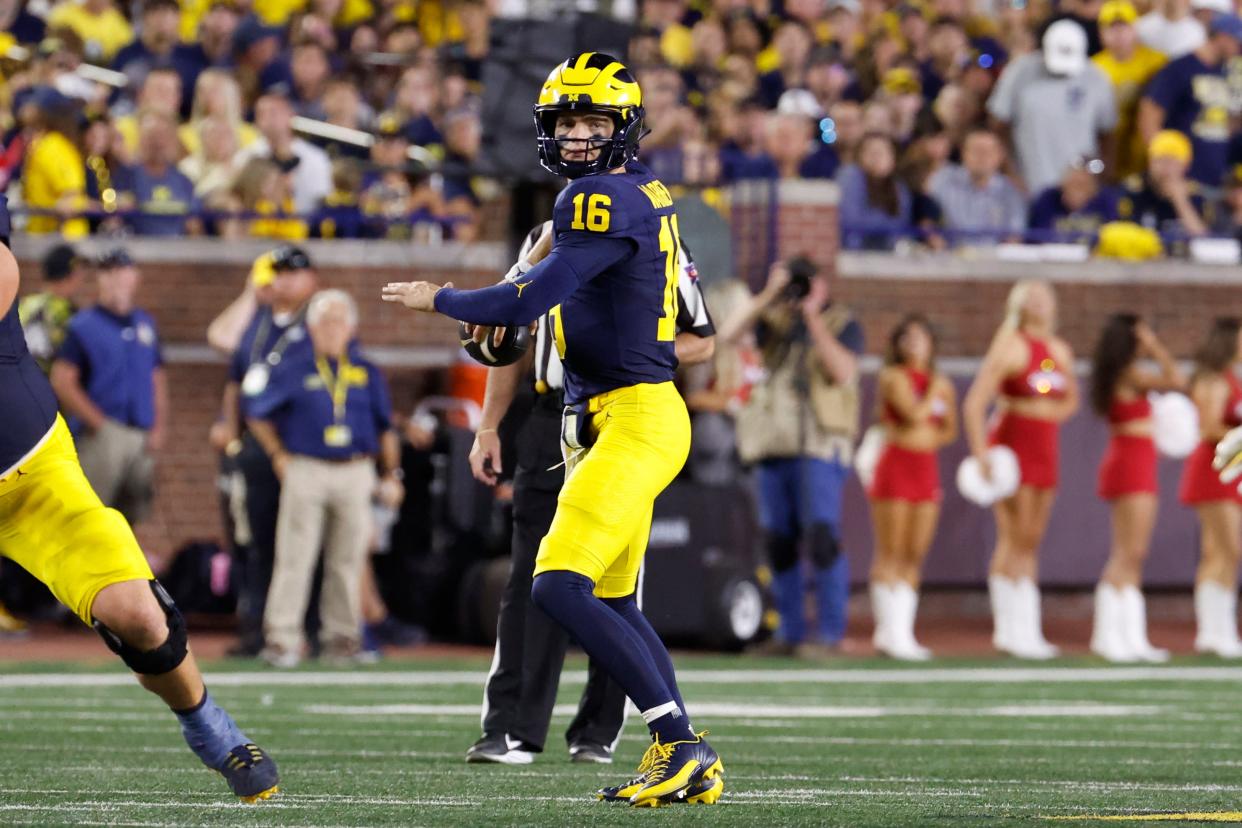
[3,0,1242,252]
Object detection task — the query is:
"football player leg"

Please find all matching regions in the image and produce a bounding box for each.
[531,384,721,807]
[0,420,278,802]
[92,580,280,801]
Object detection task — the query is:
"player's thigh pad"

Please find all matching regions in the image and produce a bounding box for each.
[535,383,690,583]
[0,416,152,624]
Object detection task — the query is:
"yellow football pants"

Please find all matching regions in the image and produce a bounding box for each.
[0,416,153,624]
[534,382,691,598]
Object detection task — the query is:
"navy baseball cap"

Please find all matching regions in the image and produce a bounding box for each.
[232,15,281,55]
[95,247,135,270]
[42,244,79,281]
[270,245,312,272]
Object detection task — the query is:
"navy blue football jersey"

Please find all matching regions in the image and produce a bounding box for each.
[0,300,59,475]
[549,161,683,404]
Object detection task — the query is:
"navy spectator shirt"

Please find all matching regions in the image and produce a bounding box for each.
[57,306,163,431]
[1144,53,1231,186]
[125,164,200,236]
[246,340,393,459]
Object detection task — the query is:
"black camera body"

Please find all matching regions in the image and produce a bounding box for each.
[785,256,818,299]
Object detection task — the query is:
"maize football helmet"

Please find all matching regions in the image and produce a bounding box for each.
[534,52,645,178]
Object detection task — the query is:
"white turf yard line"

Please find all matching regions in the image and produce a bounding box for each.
[10,665,1242,689]
[300,701,1164,719]
[753,734,1242,751]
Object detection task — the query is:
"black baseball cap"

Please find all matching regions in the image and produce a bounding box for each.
[270,245,312,272]
[95,247,134,270]
[42,244,79,281]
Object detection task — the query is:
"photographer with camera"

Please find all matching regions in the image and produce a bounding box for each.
[721,259,864,658]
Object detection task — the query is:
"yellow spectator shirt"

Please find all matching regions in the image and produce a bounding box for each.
[22,131,89,238]
[47,0,134,62]
[1093,45,1167,178]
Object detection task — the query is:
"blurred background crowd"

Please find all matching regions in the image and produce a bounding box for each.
[5,0,1242,254]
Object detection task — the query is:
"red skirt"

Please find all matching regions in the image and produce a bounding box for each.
[1098,434,1157,500]
[869,444,941,503]
[1180,441,1241,505]
[989,412,1060,489]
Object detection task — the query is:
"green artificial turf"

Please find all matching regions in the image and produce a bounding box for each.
[3,654,1242,826]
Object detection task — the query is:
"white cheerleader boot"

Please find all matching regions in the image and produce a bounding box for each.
[887,581,931,661]
[1211,582,1242,658]
[1194,581,1219,654]
[1119,585,1168,663]
[988,575,1017,654]
[1010,578,1059,660]
[1090,583,1138,663]
[870,582,894,654]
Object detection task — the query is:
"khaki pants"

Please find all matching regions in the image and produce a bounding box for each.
[75,419,155,525]
[264,455,375,655]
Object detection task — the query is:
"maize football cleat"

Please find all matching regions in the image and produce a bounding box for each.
[596,737,665,801]
[629,732,723,808]
[679,771,725,805]
[217,742,280,802]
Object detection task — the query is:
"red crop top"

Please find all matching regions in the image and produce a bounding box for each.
[1108,395,1151,425]
[1000,335,1068,400]
[883,368,945,426]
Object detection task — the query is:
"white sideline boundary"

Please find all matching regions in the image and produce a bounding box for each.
[4,665,1242,689]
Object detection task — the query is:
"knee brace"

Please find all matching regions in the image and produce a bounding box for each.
[807,522,840,570]
[94,580,188,675]
[765,533,799,573]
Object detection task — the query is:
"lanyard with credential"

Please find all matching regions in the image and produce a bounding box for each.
[316,354,354,448]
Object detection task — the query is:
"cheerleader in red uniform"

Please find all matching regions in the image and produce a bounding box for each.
[1180,318,1242,657]
[963,280,1078,659]
[868,315,957,661]
[1089,315,1182,662]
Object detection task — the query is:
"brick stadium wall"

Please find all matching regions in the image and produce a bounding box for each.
[11,238,510,564]
[11,193,1238,583]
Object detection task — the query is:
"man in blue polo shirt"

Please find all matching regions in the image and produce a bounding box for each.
[50,248,167,524]
[245,289,403,667]
[220,244,317,656]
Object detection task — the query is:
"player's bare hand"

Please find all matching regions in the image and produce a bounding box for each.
[466,324,506,348]
[381,281,453,312]
[470,429,502,486]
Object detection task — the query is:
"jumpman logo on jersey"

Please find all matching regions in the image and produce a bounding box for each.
[513,281,531,298]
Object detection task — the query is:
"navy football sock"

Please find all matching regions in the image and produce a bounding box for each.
[174,689,248,769]
[646,706,695,743]
[601,594,686,715]
[531,571,677,716]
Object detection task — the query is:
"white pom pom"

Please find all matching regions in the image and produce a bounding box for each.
[855,425,885,490]
[956,445,1021,507]
[1150,392,1199,459]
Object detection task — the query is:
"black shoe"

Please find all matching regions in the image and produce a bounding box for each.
[465,733,535,764]
[569,742,613,764]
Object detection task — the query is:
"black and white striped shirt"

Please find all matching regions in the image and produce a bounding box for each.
[514,221,715,394]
